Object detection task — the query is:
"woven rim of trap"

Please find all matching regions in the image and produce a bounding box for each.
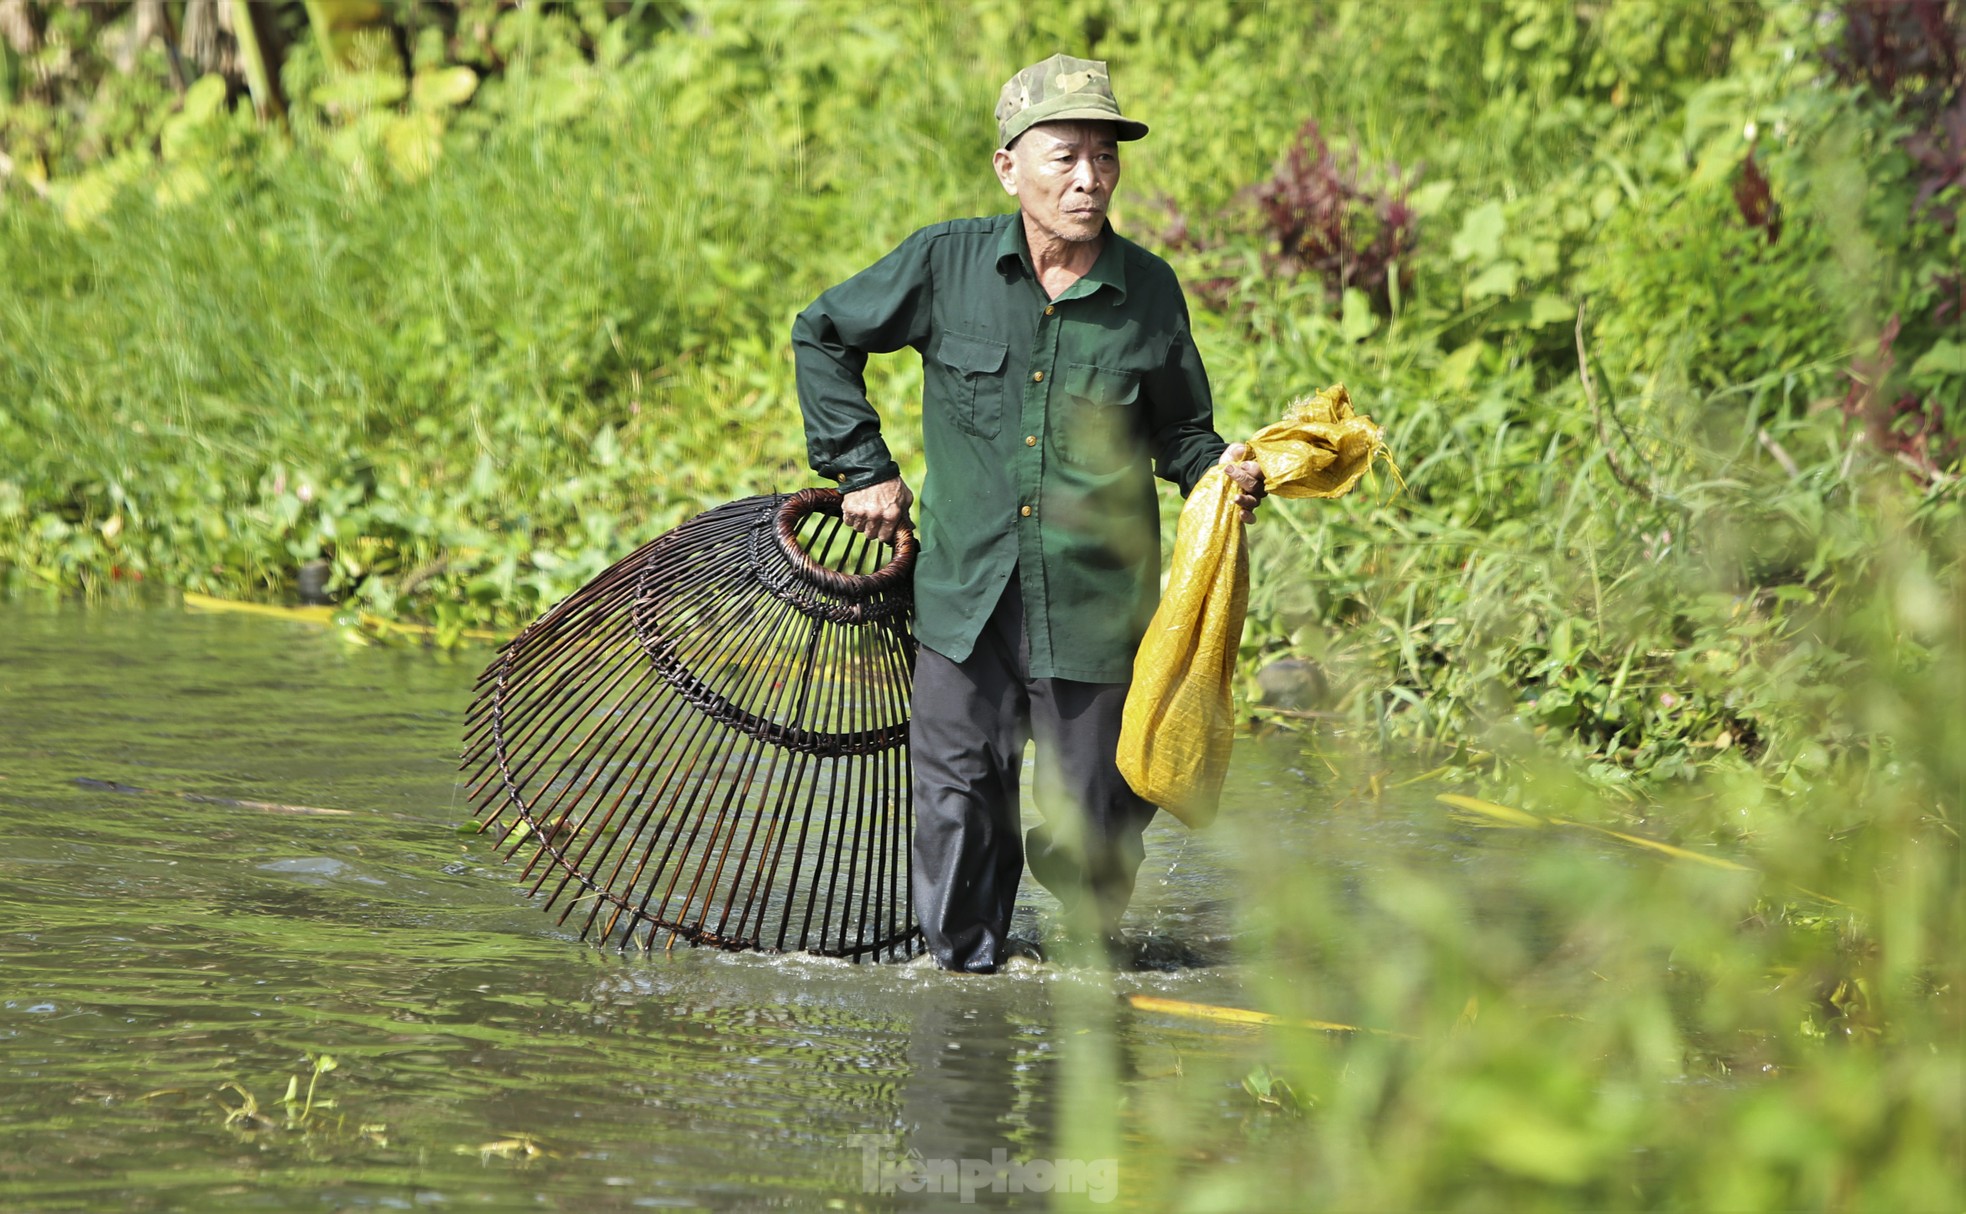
[630,492,916,760]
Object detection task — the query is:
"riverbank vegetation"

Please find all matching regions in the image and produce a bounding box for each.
[2,2,1959,1207]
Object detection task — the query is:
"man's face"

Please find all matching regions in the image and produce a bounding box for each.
[993,121,1121,246]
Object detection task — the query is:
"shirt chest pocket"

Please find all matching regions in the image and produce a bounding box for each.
[1054,362,1144,474]
[936,332,1008,439]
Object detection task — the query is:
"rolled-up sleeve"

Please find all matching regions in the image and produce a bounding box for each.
[1143,299,1228,496]
[791,233,935,491]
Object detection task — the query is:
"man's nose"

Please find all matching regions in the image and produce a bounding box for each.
[1069,157,1102,191]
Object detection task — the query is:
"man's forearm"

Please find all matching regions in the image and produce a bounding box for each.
[790,231,934,490]
[791,311,899,488]
[1153,422,1230,496]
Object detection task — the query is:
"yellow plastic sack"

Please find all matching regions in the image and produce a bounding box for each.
[1118,385,1391,827]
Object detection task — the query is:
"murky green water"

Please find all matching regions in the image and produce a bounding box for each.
[0,600,1478,1211]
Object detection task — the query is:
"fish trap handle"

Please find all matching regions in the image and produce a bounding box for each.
[775,488,916,598]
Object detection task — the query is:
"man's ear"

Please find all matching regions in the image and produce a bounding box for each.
[992,147,1019,197]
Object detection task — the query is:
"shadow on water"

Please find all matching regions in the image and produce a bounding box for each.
[0,599,1520,1210]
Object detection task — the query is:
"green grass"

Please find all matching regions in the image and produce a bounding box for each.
[1,3,1953,793]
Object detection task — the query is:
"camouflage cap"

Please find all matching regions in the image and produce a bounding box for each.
[995,53,1148,150]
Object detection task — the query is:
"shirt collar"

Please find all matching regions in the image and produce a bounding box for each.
[994,213,1129,305]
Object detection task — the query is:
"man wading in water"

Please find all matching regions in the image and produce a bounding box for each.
[793,54,1264,973]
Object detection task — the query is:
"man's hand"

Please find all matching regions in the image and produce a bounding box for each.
[1220,443,1265,523]
[841,477,915,546]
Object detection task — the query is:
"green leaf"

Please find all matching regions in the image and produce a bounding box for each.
[1451,201,1505,263]
[57,157,143,229]
[1340,288,1379,343]
[1478,1110,1601,1185]
[412,66,479,111]
[1909,340,1966,383]
[153,163,212,209]
[383,111,444,181]
[1439,340,1487,391]
[591,425,622,468]
[529,71,599,125]
[1527,295,1575,328]
[1550,617,1576,664]
[181,74,230,124]
[1406,179,1455,218]
[313,70,409,113]
[1467,260,1521,299]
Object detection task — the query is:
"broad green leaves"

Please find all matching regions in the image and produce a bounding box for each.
[1340,288,1379,342]
[1451,201,1506,264]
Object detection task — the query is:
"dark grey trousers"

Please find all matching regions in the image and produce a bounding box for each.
[910,572,1158,972]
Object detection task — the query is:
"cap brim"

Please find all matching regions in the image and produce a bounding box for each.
[1003,107,1149,148]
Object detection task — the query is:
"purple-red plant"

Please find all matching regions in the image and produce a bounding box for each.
[1840,315,1963,479]
[1732,149,1783,243]
[1251,121,1419,307]
[1821,1,1965,469]
[1824,0,1962,117]
[1827,0,1963,236]
[1905,94,1966,226]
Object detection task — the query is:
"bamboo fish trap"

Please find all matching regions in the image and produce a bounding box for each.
[461,489,920,959]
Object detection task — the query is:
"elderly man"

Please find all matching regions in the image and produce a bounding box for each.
[792,54,1262,973]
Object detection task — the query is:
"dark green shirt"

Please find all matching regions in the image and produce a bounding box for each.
[792,213,1225,682]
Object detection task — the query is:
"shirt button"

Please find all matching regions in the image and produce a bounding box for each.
[1044,305,1055,316]
[1032,371,1045,383]
[1025,435,1037,446]
[1020,505,1033,517]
